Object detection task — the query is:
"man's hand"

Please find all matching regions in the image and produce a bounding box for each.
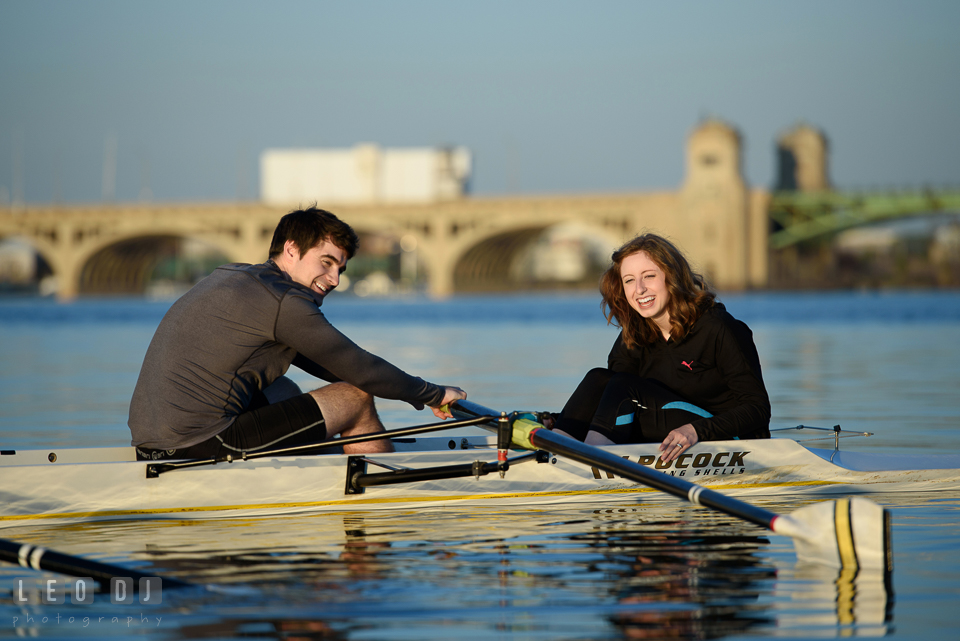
[430,386,467,419]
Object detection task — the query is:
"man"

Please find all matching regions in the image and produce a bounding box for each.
[129,207,466,459]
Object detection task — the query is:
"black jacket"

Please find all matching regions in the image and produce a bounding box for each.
[607,303,771,440]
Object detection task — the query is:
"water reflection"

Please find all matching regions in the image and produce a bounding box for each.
[570,514,772,638]
[775,563,893,637]
[174,617,346,640]
[0,503,901,639]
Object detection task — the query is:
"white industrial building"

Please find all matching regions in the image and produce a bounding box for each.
[260,144,471,206]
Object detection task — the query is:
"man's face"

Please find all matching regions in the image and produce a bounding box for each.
[283,239,348,301]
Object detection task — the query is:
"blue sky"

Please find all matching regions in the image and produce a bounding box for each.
[1,0,958,204]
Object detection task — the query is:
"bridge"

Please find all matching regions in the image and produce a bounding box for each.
[0,191,760,299]
[0,120,774,299]
[2,120,953,299]
[769,189,960,249]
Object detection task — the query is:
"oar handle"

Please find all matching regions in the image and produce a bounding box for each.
[448,400,500,426]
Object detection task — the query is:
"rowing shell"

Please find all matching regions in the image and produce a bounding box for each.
[2,433,958,528]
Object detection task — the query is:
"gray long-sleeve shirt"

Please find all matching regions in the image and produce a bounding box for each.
[128,262,444,449]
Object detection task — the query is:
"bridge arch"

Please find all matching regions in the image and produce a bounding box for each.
[446,220,621,293]
[452,227,546,291]
[321,209,627,296]
[62,228,236,297]
[77,234,231,295]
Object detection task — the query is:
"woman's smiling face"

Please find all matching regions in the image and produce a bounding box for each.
[621,251,672,337]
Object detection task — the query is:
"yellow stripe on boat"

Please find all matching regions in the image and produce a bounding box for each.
[0,479,845,523]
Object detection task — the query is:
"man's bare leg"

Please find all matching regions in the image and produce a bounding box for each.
[308,382,394,454]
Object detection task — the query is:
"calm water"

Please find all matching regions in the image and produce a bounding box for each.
[1,290,960,639]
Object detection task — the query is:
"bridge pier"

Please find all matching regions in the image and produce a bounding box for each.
[236,217,271,264]
[30,219,84,300]
[421,215,455,298]
[54,262,81,300]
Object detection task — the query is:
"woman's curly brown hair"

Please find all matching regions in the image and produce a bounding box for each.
[600,234,716,349]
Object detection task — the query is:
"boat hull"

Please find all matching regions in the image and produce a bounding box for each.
[2,437,959,528]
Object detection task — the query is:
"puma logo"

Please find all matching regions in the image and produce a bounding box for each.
[682,360,694,370]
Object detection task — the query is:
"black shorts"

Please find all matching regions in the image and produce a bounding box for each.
[136,391,327,461]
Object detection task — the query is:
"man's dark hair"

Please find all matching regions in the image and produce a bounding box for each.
[268,206,359,260]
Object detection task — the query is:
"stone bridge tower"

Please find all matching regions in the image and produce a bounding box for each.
[679,120,751,287]
[774,123,831,192]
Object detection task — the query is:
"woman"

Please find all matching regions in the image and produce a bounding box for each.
[550,234,770,463]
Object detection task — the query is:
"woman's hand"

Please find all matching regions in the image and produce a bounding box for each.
[659,424,698,463]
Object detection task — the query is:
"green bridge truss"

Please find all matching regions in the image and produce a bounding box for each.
[768,189,960,249]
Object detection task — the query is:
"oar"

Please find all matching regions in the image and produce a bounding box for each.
[0,537,193,591]
[450,400,892,573]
